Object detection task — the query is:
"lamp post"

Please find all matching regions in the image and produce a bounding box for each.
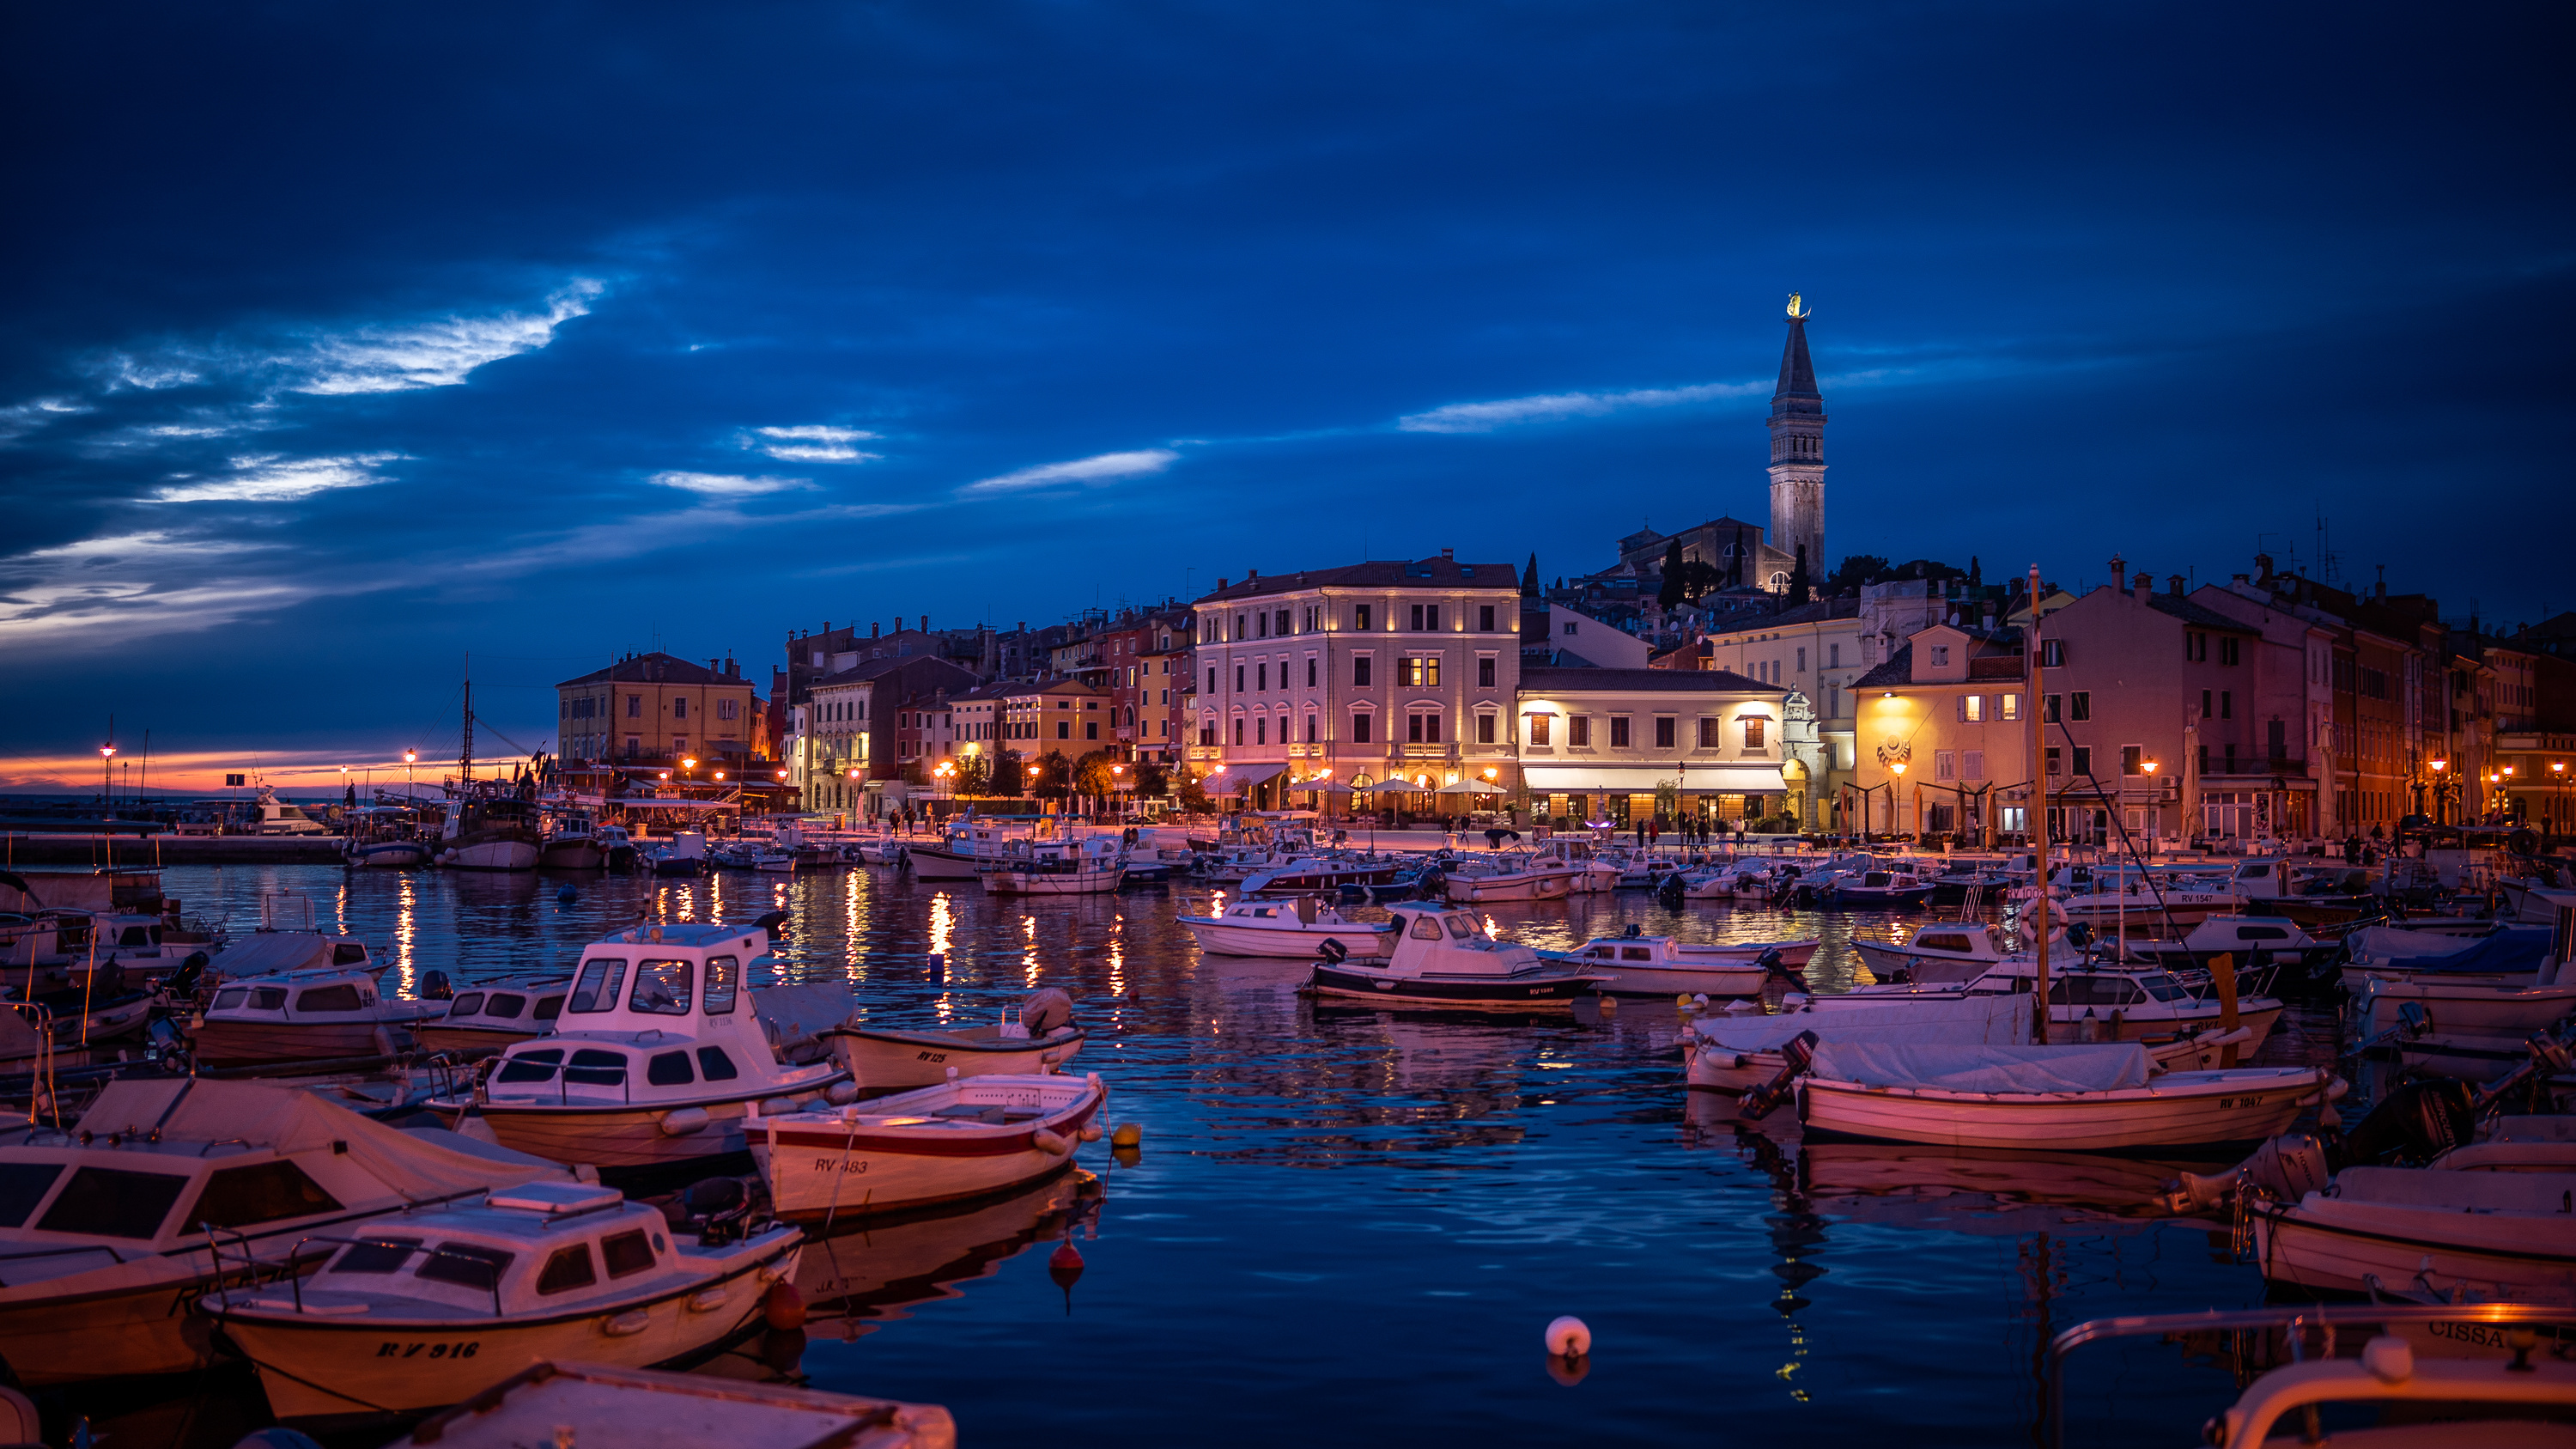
[2552,760,2570,838]
[2428,758,2450,827]
[2141,758,2160,859]
[1890,758,1910,838]
[100,742,116,807]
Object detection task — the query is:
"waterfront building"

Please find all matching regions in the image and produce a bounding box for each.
[556,652,764,775]
[798,655,979,811]
[1515,667,1789,829]
[1845,624,2031,840]
[1188,554,1522,813]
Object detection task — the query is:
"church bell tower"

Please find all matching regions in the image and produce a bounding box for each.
[1767,295,1826,585]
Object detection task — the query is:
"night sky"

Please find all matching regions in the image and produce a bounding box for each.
[3,3,2567,789]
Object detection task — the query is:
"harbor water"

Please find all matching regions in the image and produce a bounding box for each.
[83,861,2336,1447]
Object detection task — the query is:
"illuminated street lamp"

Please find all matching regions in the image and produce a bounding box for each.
[100,741,116,805]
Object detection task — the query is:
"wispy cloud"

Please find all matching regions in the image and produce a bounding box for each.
[648,471,815,496]
[961,448,1178,495]
[152,452,402,503]
[0,397,94,445]
[1397,380,1765,434]
[0,530,326,646]
[290,279,605,395]
[742,424,880,463]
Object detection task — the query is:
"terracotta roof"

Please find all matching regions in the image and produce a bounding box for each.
[1521,666,1779,695]
[557,652,754,691]
[2144,594,2263,633]
[1194,557,1520,605]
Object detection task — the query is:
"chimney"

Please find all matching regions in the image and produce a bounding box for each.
[709,659,720,675]
[1216,579,1228,591]
[921,616,929,632]
[2233,573,2250,586]
[823,622,829,634]
[2109,553,2125,586]
[2168,575,2185,597]
[2253,552,2274,583]
[872,621,880,638]
[726,656,740,679]
[1441,547,1454,560]
[2133,572,2154,601]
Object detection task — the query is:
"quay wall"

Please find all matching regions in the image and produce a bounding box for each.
[1,833,349,866]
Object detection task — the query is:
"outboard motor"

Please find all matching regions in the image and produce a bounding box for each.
[1656,873,1686,910]
[420,970,454,1002]
[675,1177,754,1246]
[1022,987,1076,1036]
[161,951,208,1002]
[2338,1078,2476,1167]
[2063,922,2093,951]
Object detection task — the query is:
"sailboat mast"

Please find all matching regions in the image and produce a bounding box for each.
[461,654,475,784]
[2027,564,2050,1047]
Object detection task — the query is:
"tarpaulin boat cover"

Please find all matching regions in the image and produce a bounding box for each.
[208,933,340,977]
[2354,925,2551,977]
[1694,995,2032,1054]
[2330,1166,2576,1212]
[753,983,856,1040]
[1807,1041,2154,1093]
[73,1078,573,1202]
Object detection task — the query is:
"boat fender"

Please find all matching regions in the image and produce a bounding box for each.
[1596,995,1619,1013]
[761,1098,801,1117]
[1032,1128,1074,1156]
[1110,1122,1142,1148]
[603,1309,653,1337]
[659,1107,713,1136]
[823,1081,859,1105]
[1316,937,1348,965]
[687,1287,730,1312]
[1078,1123,1103,1142]
[1544,1315,1592,1357]
[1674,994,1694,1012]
[763,1279,806,1330]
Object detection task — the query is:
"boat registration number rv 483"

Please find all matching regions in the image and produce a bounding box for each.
[374,1341,481,1360]
[809,1157,872,1174]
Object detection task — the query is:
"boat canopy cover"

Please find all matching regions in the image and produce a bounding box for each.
[1807,1041,2153,1093]
[210,933,341,977]
[0,1010,42,1059]
[2354,925,2552,977]
[1697,995,2031,1054]
[752,983,856,1041]
[2329,1166,2576,1212]
[73,1078,570,1201]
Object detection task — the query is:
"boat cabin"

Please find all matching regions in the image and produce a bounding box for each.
[441,978,569,1035]
[1379,904,1546,977]
[272,1184,710,1320]
[205,966,434,1026]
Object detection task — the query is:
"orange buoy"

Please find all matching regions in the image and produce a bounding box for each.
[763,1279,807,1330]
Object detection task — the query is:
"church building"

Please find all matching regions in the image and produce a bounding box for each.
[1606,297,1829,594]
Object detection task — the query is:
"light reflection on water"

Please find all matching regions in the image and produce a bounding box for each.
[129,862,2334,1449]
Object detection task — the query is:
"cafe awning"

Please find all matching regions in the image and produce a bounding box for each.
[1521,764,1789,794]
[1206,763,1288,792]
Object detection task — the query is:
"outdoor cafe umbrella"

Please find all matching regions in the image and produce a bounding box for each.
[1432,779,1495,796]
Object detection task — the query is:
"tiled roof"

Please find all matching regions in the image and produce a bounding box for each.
[2144,594,2263,633]
[1194,557,1520,605]
[557,652,753,691]
[1853,647,1911,690]
[1521,666,1779,695]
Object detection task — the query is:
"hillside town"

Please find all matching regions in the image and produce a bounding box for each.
[556,306,2576,853]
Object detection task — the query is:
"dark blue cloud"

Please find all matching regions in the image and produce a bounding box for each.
[2,1,2567,766]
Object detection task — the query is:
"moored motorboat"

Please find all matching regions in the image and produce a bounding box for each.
[413,975,568,1059]
[1824,956,2287,1056]
[1793,1041,2335,1151]
[1176,899,1397,959]
[2248,1166,2576,1301]
[1438,855,1571,904]
[437,793,543,872]
[0,1078,579,1386]
[538,812,610,871]
[1565,928,1814,996]
[981,836,1123,896]
[1304,902,1609,1009]
[756,1071,1105,1219]
[426,927,852,1174]
[820,989,1086,1091]
[193,965,447,1069]
[202,1178,803,1417]
[385,1361,953,1448]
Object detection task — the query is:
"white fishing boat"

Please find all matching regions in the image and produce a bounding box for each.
[1686,996,2257,1093]
[426,927,852,1172]
[1794,1041,2334,1150]
[1236,855,1404,895]
[538,813,609,871]
[2118,913,2339,974]
[1176,899,1397,959]
[1824,956,2287,1054]
[1850,920,2044,984]
[194,965,447,1068]
[386,1361,953,1449]
[904,823,1012,882]
[414,976,568,1059]
[203,1178,802,1418]
[2432,1115,2576,1173]
[437,794,543,872]
[0,1078,578,1386]
[981,835,1124,896]
[1305,903,1609,1009]
[1438,854,1572,904]
[2249,1166,2576,1301]
[2349,975,2576,1045]
[820,989,1087,1090]
[756,1072,1105,1219]
[1566,928,1816,996]
[1523,838,1620,893]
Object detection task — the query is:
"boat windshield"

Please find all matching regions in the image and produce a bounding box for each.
[629,959,691,1015]
[567,958,627,1014]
